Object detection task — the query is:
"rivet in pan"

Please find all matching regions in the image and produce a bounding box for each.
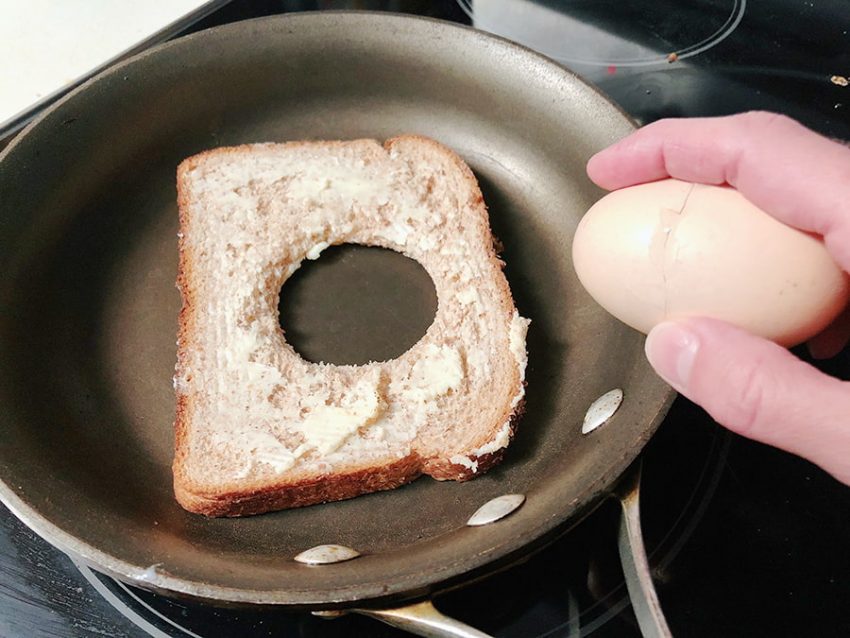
[312,610,348,619]
[294,544,360,565]
[467,494,526,526]
[582,388,624,434]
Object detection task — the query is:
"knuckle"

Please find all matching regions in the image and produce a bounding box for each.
[741,110,796,133]
[722,359,772,436]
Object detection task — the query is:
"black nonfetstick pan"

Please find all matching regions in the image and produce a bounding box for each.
[0,12,675,638]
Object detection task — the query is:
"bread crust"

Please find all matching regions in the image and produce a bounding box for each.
[172,136,527,516]
[174,455,425,517]
[174,399,525,517]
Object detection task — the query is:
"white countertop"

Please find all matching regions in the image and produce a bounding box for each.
[0,0,226,135]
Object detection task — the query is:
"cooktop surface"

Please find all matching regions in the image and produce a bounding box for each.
[2,1,849,637]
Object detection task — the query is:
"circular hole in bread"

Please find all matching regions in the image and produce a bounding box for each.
[278,244,437,365]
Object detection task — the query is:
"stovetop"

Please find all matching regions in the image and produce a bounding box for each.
[2,1,849,637]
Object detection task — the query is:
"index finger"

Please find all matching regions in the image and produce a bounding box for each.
[586,111,850,272]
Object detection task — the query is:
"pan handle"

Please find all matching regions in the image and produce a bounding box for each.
[323,461,667,638]
[352,600,494,638]
[615,460,673,638]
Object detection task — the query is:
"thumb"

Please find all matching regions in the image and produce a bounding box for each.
[645,318,850,485]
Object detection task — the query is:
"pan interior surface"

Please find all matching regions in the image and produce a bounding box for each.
[0,13,671,606]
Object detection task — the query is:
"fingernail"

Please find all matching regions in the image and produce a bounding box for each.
[645,321,700,390]
[807,337,844,361]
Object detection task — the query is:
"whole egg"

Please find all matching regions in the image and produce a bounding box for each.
[571,178,850,347]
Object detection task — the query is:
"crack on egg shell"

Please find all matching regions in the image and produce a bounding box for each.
[656,182,696,320]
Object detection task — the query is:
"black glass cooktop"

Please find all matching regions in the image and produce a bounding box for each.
[2,1,849,637]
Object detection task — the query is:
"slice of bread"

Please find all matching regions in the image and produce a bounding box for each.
[173,135,530,517]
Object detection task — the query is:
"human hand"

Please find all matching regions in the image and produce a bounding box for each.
[586,111,850,485]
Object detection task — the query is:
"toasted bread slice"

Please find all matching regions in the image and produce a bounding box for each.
[173,136,529,517]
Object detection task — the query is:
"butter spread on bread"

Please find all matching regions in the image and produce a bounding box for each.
[173,136,529,517]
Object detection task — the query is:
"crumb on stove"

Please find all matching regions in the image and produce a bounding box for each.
[831,75,849,87]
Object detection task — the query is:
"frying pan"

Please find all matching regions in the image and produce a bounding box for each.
[0,12,675,637]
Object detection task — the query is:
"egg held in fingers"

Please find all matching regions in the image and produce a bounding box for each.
[571,178,850,347]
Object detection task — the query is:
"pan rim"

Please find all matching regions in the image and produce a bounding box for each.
[0,10,641,166]
[0,10,674,607]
